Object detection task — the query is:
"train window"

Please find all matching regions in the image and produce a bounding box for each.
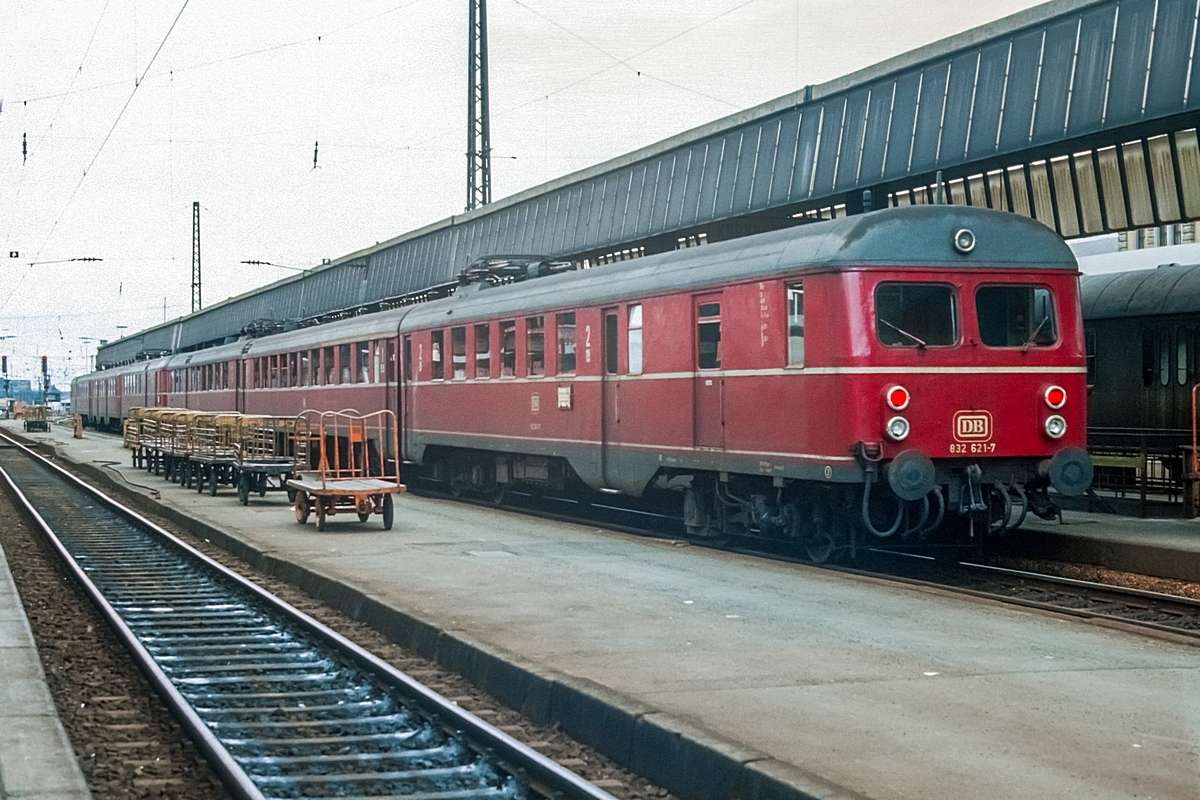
[324,346,336,385]
[697,303,721,369]
[876,283,957,347]
[339,343,352,383]
[431,331,445,381]
[451,328,467,380]
[787,283,804,367]
[300,351,311,386]
[1159,329,1170,387]
[527,317,545,376]
[556,313,576,374]
[253,359,261,389]
[605,312,619,374]
[403,337,412,382]
[975,285,1056,348]
[500,321,516,377]
[628,305,643,375]
[288,353,297,387]
[357,341,370,383]
[475,324,491,378]
[1142,330,1154,386]
[1085,329,1097,386]
[386,340,396,383]
[1178,329,1189,386]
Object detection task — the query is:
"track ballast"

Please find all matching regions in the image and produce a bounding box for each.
[0,437,617,800]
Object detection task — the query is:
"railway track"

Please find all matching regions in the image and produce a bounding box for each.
[0,435,619,800]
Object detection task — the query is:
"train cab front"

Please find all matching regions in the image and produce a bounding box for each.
[848,265,1093,542]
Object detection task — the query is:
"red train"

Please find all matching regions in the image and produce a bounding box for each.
[74,206,1092,559]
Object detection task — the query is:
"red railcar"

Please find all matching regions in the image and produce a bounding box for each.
[72,206,1092,558]
[398,206,1091,558]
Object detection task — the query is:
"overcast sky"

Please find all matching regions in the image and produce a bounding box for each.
[1,0,1050,385]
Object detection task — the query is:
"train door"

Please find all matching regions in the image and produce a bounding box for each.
[401,336,413,460]
[235,357,244,412]
[157,368,169,407]
[694,294,724,448]
[601,308,620,486]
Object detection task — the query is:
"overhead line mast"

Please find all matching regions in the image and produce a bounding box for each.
[467,0,491,211]
[191,201,202,312]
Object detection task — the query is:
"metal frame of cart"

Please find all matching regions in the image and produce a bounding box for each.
[23,405,51,433]
[287,409,403,531]
[235,415,306,505]
[187,413,242,496]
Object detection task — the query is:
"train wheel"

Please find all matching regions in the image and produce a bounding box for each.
[238,474,251,505]
[382,494,394,530]
[683,486,724,540]
[802,499,846,565]
[316,500,327,532]
[294,492,309,524]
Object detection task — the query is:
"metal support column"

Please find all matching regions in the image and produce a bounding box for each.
[467,0,491,211]
[191,200,202,312]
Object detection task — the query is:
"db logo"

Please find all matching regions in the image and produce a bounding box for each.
[953,410,992,442]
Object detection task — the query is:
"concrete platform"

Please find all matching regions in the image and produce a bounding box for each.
[0,530,92,799]
[1004,510,1200,583]
[8,421,1200,800]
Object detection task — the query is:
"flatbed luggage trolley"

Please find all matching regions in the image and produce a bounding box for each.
[123,407,145,462]
[188,412,242,496]
[288,409,403,531]
[137,408,184,475]
[235,414,305,505]
[23,405,51,433]
[159,410,202,484]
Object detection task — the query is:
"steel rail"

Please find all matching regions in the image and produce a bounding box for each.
[0,433,618,800]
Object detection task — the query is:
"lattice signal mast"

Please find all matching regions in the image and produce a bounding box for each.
[192,201,202,312]
[467,0,491,211]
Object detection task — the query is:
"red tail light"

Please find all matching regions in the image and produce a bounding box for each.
[886,385,910,411]
[1045,385,1066,409]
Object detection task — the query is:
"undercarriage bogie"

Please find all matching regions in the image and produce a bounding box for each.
[422,447,572,501]
[669,460,1065,564]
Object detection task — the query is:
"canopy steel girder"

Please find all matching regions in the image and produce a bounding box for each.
[99,0,1200,368]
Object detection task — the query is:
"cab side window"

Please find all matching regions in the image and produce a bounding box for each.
[787,283,804,367]
[697,303,721,369]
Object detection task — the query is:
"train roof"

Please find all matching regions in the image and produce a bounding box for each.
[1082,263,1200,320]
[401,205,1077,329]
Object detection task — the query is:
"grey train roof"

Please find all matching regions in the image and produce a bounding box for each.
[1082,264,1200,320]
[78,205,1076,379]
[402,206,1077,329]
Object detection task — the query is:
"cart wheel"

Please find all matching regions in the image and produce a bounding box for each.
[258,473,267,498]
[316,500,327,532]
[196,467,206,494]
[165,458,174,482]
[286,488,297,503]
[209,471,219,496]
[294,491,309,524]
[237,474,251,506]
[357,512,371,523]
[382,494,394,531]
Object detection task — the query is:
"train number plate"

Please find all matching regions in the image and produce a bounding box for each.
[949,442,997,454]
